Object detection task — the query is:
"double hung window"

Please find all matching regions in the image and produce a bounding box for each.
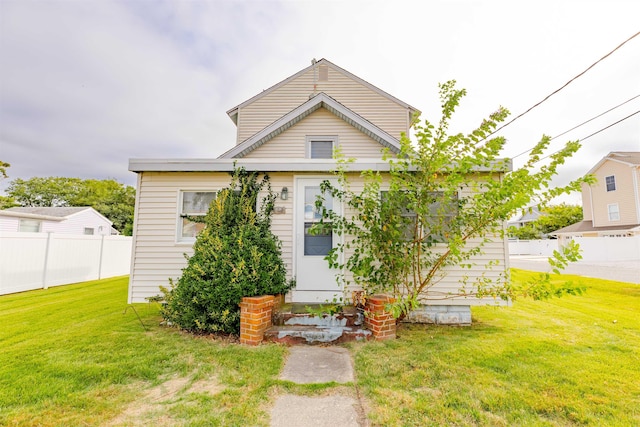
[605,175,616,192]
[381,191,458,243]
[179,191,216,241]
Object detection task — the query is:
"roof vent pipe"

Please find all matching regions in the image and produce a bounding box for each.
[311,58,317,99]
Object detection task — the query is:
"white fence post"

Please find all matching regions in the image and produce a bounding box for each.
[42,232,53,290]
[98,234,105,280]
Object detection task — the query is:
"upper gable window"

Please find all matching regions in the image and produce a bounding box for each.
[605,175,616,192]
[306,136,337,159]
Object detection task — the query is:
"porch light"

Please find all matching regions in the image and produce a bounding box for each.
[281,187,289,200]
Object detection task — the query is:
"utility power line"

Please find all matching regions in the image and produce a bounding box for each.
[485,30,640,142]
[511,93,640,160]
[534,109,640,164]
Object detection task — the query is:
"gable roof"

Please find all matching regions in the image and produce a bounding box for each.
[586,151,640,175]
[226,58,420,125]
[219,92,402,159]
[0,207,112,224]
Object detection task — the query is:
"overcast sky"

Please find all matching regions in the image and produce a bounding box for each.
[1,0,638,204]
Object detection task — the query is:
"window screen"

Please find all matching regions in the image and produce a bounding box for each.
[309,140,334,159]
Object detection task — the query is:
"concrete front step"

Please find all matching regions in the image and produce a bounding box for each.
[273,304,364,328]
[264,325,372,345]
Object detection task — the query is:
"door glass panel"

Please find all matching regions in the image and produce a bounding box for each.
[303,186,333,255]
[304,223,332,256]
[304,186,332,220]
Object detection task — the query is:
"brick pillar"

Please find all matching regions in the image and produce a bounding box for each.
[239,295,275,345]
[365,294,396,341]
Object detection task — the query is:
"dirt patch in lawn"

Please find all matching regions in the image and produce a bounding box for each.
[104,374,224,426]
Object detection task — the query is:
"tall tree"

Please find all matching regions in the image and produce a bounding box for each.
[5,177,135,235]
[0,161,9,179]
[0,161,18,209]
[161,168,295,334]
[318,81,590,318]
[509,204,583,239]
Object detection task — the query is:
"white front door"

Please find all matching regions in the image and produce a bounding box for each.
[293,177,341,303]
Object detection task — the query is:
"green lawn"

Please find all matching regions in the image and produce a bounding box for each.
[1,271,638,426]
[352,269,640,426]
[0,276,286,426]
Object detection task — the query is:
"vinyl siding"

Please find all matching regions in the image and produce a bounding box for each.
[0,210,111,235]
[236,65,410,144]
[336,173,509,306]
[588,160,639,226]
[129,170,509,306]
[49,210,112,235]
[243,108,388,159]
[581,181,593,221]
[0,217,19,232]
[128,171,295,302]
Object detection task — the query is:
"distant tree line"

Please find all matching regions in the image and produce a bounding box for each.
[508,204,583,240]
[0,163,135,236]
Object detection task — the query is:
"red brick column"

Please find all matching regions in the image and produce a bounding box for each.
[365,295,397,341]
[239,295,275,345]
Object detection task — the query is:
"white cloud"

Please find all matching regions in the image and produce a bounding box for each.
[1,0,638,194]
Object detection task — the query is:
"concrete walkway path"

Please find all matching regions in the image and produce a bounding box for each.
[270,347,368,427]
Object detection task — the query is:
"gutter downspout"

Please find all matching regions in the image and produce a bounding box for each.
[632,165,640,224]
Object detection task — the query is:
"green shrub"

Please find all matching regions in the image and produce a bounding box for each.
[161,168,294,334]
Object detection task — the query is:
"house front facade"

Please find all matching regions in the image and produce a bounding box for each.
[128,59,511,317]
[0,206,115,236]
[553,151,640,242]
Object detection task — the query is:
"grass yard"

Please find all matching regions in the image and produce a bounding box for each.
[352,269,640,426]
[0,276,286,426]
[1,271,638,426]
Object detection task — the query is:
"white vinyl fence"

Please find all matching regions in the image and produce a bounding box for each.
[508,239,559,256]
[0,232,132,295]
[509,236,640,261]
[572,236,640,262]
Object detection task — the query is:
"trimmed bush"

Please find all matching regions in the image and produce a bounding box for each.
[161,168,294,334]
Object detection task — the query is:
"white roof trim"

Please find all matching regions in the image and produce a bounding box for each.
[0,211,65,221]
[65,207,113,225]
[586,151,640,175]
[129,158,512,173]
[219,92,402,159]
[226,58,420,124]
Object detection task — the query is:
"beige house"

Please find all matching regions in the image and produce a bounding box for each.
[128,59,511,319]
[553,151,640,242]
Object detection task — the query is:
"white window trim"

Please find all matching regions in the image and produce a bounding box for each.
[305,135,338,159]
[605,175,616,192]
[176,190,217,244]
[607,203,620,222]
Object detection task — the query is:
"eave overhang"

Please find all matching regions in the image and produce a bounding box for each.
[129,158,512,174]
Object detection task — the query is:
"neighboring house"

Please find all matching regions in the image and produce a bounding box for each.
[507,205,542,229]
[552,151,640,242]
[0,207,116,236]
[128,58,511,315]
